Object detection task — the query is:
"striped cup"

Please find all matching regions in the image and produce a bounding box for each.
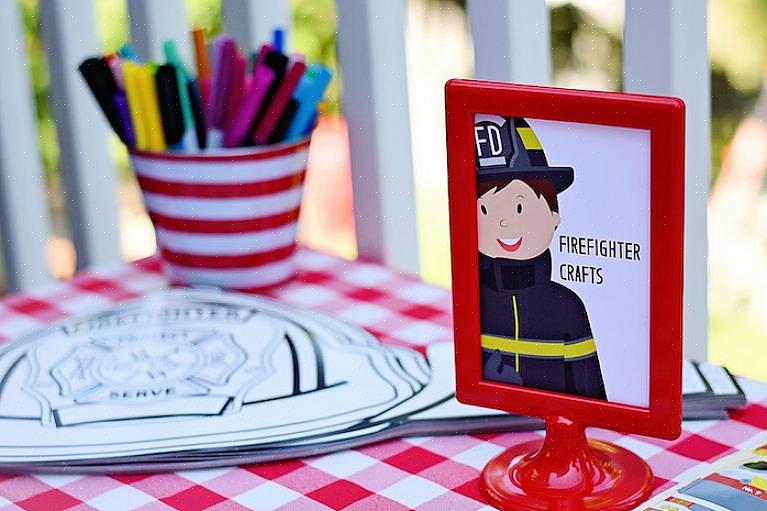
[130,138,310,291]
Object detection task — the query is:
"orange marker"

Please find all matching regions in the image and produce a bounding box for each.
[192,28,211,79]
[192,28,212,124]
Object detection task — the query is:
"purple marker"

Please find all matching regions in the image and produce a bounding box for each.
[112,90,135,148]
[208,37,237,147]
[223,66,275,147]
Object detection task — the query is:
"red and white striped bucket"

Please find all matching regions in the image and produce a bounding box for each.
[129,139,311,291]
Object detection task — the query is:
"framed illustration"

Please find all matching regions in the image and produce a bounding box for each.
[445,80,685,510]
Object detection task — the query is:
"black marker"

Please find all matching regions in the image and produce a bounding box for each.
[78,57,127,144]
[155,65,185,147]
[186,79,208,150]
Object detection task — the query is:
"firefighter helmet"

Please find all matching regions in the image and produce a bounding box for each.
[474,115,574,193]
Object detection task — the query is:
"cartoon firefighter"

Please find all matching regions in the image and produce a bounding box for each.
[474,115,606,400]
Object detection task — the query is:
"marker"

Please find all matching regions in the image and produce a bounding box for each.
[273,28,285,53]
[251,49,288,133]
[155,64,185,147]
[104,54,124,89]
[163,40,198,151]
[191,28,211,79]
[248,51,259,75]
[304,109,319,136]
[112,90,135,148]
[187,79,207,150]
[285,64,332,141]
[135,64,166,151]
[223,52,247,132]
[269,98,298,144]
[78,57,127,143]
[117,43,141,62]
[208,37,237,147]
[122,61,148,150]
[191,28,212,119]
[252,60,306,144]
[223,65,275,147]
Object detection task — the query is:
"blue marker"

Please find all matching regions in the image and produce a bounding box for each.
[285,64,332,141]
[303,110,319,136]
[117,43,141,62]
[273,28,285,53]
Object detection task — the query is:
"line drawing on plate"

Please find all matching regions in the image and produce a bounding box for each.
[0,290,515,471]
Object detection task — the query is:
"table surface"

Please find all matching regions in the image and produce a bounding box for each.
[0,250,766,511]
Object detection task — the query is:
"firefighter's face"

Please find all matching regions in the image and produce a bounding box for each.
[477,180,560,260]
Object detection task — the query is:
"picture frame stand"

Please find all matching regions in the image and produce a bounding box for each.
[480,416,654,511]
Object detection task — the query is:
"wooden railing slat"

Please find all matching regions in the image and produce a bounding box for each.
[468,0,551,84]
[222,0,292,54]
[624,0,710,361]
[127,0,192,65]
[40,0,121,271]
[0,0,52,290]
[336,0,420,274]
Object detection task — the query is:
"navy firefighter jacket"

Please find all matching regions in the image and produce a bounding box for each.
[479,250,607,400]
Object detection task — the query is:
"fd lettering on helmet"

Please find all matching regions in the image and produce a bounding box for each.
[474,116,514,168]
[475,124,503,156]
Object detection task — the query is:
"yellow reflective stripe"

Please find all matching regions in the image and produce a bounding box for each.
[481,335,597,360]
[564,338,597,359]
[517,127,542,150]
[512,295,520,372]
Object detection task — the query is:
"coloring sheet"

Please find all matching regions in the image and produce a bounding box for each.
[0,289,508,471]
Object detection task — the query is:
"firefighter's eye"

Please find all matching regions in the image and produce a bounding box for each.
[516,204,523,214]
[480,205,488,215]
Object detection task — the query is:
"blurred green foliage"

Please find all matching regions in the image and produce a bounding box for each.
[20,0,57,181]
[291,0,341,113]
[17,0,767,186]
[548,1,766,183]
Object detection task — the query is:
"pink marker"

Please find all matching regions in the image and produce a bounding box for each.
[223,52,247,131]
[208,37,237,147]
[252,60,307,145]
[252,44,273,76]
[223,66,275,147]
[107,59,124,89]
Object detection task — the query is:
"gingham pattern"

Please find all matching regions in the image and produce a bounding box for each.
[0,249,765,511]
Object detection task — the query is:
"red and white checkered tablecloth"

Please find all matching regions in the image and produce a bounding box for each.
[0,249,766,511]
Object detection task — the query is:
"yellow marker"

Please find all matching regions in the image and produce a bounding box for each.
[122,62,149,150]
[135,64,166,151]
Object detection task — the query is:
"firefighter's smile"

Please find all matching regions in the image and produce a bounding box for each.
[497,237,523,252]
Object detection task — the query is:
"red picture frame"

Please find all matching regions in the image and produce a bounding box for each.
[445,79,685,440]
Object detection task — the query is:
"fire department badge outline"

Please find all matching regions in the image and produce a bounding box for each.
[0,290,469,464]
[5,297,420,429]
[25,326,258,427]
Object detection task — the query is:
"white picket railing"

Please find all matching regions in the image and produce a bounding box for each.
[0,0,709,360]
[0,0,50,290]
[41,0,121,272]
[336,0,420,275]
[623,0,710,362]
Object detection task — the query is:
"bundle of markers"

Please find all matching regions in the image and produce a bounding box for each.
[79,29,332,152]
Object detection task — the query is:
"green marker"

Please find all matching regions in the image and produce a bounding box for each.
[163,40,198,151]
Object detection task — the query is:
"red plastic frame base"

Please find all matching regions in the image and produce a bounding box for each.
[480,416,654,511]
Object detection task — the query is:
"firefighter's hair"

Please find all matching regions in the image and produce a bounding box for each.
[477,178,559,213]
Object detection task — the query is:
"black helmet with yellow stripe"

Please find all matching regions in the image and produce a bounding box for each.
[474,115,574,193]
